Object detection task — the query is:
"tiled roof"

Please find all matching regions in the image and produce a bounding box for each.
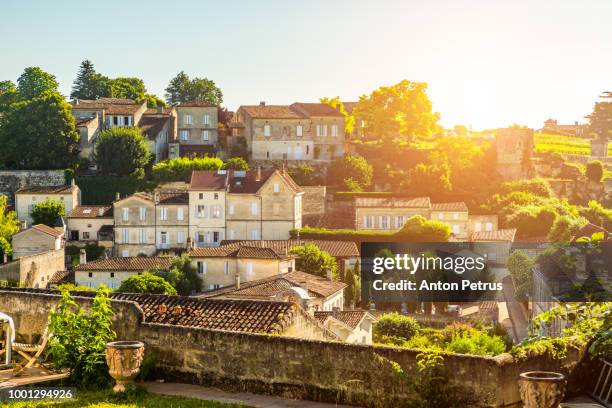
[68,206,113,218]
[48,270,73,285]
[139,115,170,139]
[111,293,297,334]
[220,239,359,258]
[27,224,64,238]
[72,98,145,115]
[342,102,358,114]
[145,107,174,115]
[290,103,344,117]
[302,208,356,230]
[314,310,374,330]
[202,270,346,300]
[189,171,227,190]
[177,101,217,108]
[156,191,189,205]
[431,202,468,212]
[75,257,173,271]
[240,105,305,119]
[16,185,77,194]
[75,117,96,126]
[471,228,517,242]
[189,169,302,194]
[354,196,431,208]
[189,245,293,260]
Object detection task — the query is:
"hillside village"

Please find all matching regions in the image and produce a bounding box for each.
[0,63,610,407]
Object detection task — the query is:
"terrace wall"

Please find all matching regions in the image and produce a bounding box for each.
[0,170,66,202]
[0,290,585,407]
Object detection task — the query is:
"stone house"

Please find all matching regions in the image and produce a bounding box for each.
[139,107,177,163]
[354,197,431,231]
[233,102,345,164]
[470,228,517,265]
[200,270,347,312]
[314,310,376,344]
[11,224,63,259]
[467,214,498,237]
[74,256,173,290]
[188,245,297,290]
[0,248,65,288]
[495,128,535,180]
[66,205,114,247]
[431,202,469,239]
[168,102,218,159]
[15,183,81,224]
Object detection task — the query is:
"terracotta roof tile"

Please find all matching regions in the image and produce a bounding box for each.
[431,202,468,212]
[68,206,113,218]
[241,105,305,119]
[290,103,344,117]
[75,257,173,271]
[471,228,517,242]
[16,185,77,194]
[72,98,146,115]
[189,171,227,190]
[314,310,374,330]
[48,270,73,285]
[139,115,171,140]
[354,197,431,208]
[177,101,217,108]
[28,224,63,238]
[155,191,189,205]
[219,239,359,258]
[189,244,293,260]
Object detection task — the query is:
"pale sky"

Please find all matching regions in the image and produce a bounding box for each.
[1,0,610,129]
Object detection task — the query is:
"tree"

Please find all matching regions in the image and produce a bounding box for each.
[16,67,59,100]
[117,273,177,295]
[0,196,18,243]
[353,80,440,143]
[94,127,150,176]
[453,124,468,136]
[288,164,323,186]
[586,91,612,139]
[396,215,451,242]
[222,157,249,171]
[0,80,17,113]
[165,71,223,106]
[327,154,373,191]
[289,243,338,279]
[547,215,588,243]
[108,77,146,100]
[70,60,110,100]
[321,96,355,135]
[152,255,201,295]
[374,312,420,341]
[507,251,533,303]
[406,162,451,197]
[579,200,612,231]
[31,198,65,227]
[0,92,80,169]
[586,160,604,183]
[152,157,224,182]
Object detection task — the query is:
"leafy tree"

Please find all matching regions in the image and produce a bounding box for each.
[152,255,201,295]
[138,93,166,108]
[222,157,249,171]
[320,96,355,135]
[453,124,468,136]
[499,178,554,198]
[48,286,116,388]
[374,312,420,341]
[31,198,65,227]
[586,91,612,139]
[578,200,612,231]
[585,160,604,183]
[289,243,338,279]
[0,196,18,243]
[16,67,59,100]
[0,80,17,113]
[217,106,232,126]
[407,162,451,196]
[0,92,80,170]
[288,164,323,186]
[507,251,533,302]
[94,127,150,176]
[343,264,361,307]
[396,215,451,242]
[107,77,146,100]
[547,215,588,243]
[327,154,373,191]
[165,71,223,106]
[70,60,110,100]
[117,273,177,295]
[353,80,440,143]
[152,157,224,182]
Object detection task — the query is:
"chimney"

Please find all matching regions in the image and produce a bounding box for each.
[74,98,79,106]
[98,208,104,216]
[79,249,87,265]
[235,273,241,289]
[332,306,340,318]
[256,166,261,182]
[20,220,27,230]
[154,191,160,204]
[115,192,120,201]
[259,101,266,106]
[326,268,333,281]
[70,177,76,186]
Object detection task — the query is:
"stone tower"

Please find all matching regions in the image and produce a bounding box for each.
[495,128,535,180]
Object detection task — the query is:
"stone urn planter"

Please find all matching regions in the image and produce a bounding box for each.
[105,341,145,392]
[518,371,566,408]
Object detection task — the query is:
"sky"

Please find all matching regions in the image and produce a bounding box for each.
[1,0,611,130]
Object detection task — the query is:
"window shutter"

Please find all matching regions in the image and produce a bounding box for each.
[363,216,367,228]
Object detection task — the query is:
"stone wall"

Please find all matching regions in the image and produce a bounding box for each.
[301,186,326,216]
[0,170,66,202]
[0,290,585,407]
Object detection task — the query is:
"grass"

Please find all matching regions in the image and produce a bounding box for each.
[5,389,249,408]
[534,132,611,156]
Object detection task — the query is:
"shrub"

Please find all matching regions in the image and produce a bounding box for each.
[76,175,154,205]
[374,312,420,341]
[288,164,323,186]
[327,154,373,191]
[48,286,116,388]
[289,243,337,279]
[117,273,177,295]
[586,160,604,182]
[223,157,249,171]
[446,331,506,356]
[152,157,223,182]
[500,178,553,198]
[31,198,65,227]
[396,215,452,242]
[151,254,201,295]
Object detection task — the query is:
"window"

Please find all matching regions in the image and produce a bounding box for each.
[197,261,207,275]
[177,207,184,221]
[210,284,221,290]
[197,205,208,218]
[485,222,493,231]
[250,229,259,240]
[395,215,405,228]
[197,232,205,243]
[438,213,444,220]
[203,114,210,125]
[177,231,185,244]
[180,130,189,141]
[199,193,203,199]
[273,183,280,193]
[322,125,328,137]
[452,224,460,234]
[264,125,271,137]
[139,229,146,244]
[160,207,168,221]
[331,125,338,137]
[139,207,146,221]
[202,130,209,141]
[88,272,93,278]
[296,125,303,137]
[214,193,219,200]
[211,204,221,218]
[250,202,257,215]
[82,231,90,240]
[224,261,229,275]
[213,231,220,243]
[124,116,130,126]
[123,229,129,243]
[121,250,129,257]
[475,222,482,232]
[160,231,168,245]
[246,262,254,276]
[363,215,374,229]
[113,116,118,126]
[110,272,115,278]
[122,208,129,221]
[229,203,235,215]
[184,114,192,125]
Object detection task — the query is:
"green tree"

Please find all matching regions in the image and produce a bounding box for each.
[94,127,150,176]
[0,80,17,113]
[289,243,338,279]
[547,215,588,243]
[578,200,612,231]
[586,160,604,183]
[288,164,322,186]
[0,92,80,170]
[70,60,110,100]
[586,91,612,139]
[353,80,440,143]
[397,215,451,242]
[48,286,116,388]
[152,157,224,182]
[31,198,65,227]
[0,196,18,242]
[117,273,177,295]
[407,162,451,196]
[320,96,355,135]
[152,255,202,295]
[107,77,146,100]
[327,154,373,191]
[374,312,420,341]
[165,71,223,106]
[16,67,59,100]
[507,251,533,302]
[222,157,249,171]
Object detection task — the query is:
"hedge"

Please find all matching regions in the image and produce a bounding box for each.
[77,175,156,205]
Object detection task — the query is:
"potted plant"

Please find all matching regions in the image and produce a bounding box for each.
[105,341,145,392]
[518,371,566,408]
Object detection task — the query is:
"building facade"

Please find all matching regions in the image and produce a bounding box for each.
[15,184,81,224]
[169,102,219,159]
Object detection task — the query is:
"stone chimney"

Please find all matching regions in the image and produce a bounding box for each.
[326,268,333,281]
[79,249,87,265]
[235,273,241,289]
[74,98,79,106]
[255,166,261,182]
[115,192,120,201]
[70,177,76,186]
[186,237,194,250]
[259,101,266,106]
[98,208,104,216]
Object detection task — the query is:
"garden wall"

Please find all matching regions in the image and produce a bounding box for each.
[0,290,585,407]
[0,170,66,201]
